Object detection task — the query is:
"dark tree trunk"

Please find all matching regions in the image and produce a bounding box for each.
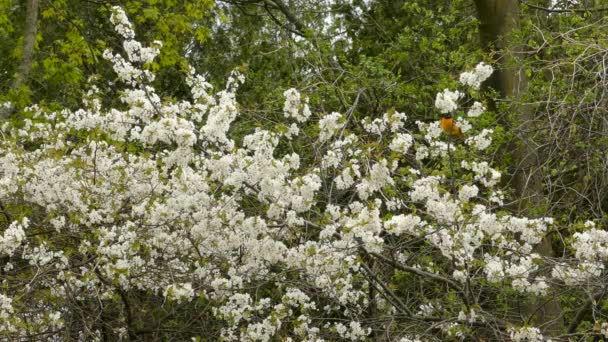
[474,0,563,335]
[13,0,40,89]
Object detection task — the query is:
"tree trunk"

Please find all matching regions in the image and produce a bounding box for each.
[473,0,563,335]
[13,0,40,89]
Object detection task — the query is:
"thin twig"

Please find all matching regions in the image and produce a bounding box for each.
[367,250,464,293]
[520,0,608,13]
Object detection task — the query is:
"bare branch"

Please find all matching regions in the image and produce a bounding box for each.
[520,0,608,13]
[367,250,464,293]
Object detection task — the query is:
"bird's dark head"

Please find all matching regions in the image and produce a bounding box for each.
[442,113,453,119]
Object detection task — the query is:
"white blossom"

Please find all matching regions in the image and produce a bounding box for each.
[362,116,387,135]
[466,128,493,151]
[435,89,462,114]
[459,62,494,89]
[384,214,423,236]
[601,322,608,338]
[571,228,608,260]
[110,6,135,40]
[0,218,27,256]
[319,112,344,142]
[164,283,196,304]
[283,88,311,123]
[552,261,603,285]
[467,101,485,117]
[458,184,479,202]
[510,326,544,342]
[389,133,414,154]
[356,159,394,200]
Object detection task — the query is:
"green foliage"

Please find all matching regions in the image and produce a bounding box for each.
[0,0,216,112]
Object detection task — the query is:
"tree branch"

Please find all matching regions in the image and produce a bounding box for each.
[266,0,307,35]
[367,250,464,293]
[359,259,413,316]
[567,287,606,333]
[263,2,305,37]
[520,0,608,13]
[216,0,308,37]
[0,199,12,223]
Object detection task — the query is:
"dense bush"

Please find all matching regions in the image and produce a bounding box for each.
[1,6,607,342]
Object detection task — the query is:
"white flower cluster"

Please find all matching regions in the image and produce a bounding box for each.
[335,164,360,190]
[362,116,387,135]
[552,261,603,285]
[334,321,370,341]
[459,62,494,89]
[389,132,413,154]
[457,309,479,323]
[510,326,544,342]
[398,336,422,342]
[318,112,344,142]
[416,302,440,317]
[0,294,13,320]
[435,89,462,114]
[361,110,408,136]
[571,227,608,260]
[356,159,394,200]
[384,214,423,236]
[201,73,244,149]
[550,222,608,285]
[467,101,485,117]
[109,7,135,39]
[164,283,196,304]
[123,39,162,64]
[466,128,493,151]
[0,218,27,256]
[458,184,479,202]
[320,133,359,170]
[103,7,162,86]
[102,49,146,85]
[601,322,608,338]
[461,160,501,187]
[283,88,311,123]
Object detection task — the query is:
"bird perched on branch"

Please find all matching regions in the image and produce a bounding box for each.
[440,113,463,139]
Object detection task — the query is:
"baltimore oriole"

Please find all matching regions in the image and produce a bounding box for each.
[440,113,463,139]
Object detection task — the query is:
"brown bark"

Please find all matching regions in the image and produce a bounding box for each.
[13,0,40,89]
[474,0,563,335]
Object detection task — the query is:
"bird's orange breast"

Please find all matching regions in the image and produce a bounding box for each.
[440,117,463,138]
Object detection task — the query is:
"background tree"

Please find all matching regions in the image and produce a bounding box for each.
[12,0,39,90]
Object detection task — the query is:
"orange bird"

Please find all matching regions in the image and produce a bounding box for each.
[440,113,463,139]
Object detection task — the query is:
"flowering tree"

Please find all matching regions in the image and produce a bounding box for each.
[0,7,606,341]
